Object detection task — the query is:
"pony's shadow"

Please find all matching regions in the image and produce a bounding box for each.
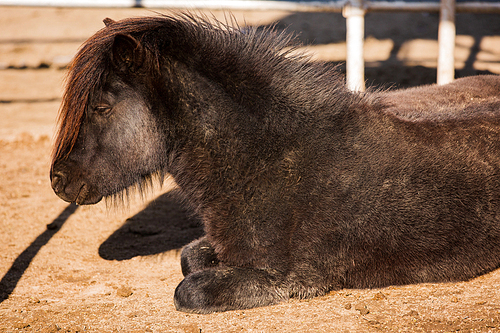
[99,188,204,261]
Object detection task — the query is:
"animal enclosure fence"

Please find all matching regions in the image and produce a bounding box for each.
[1,0,499,91]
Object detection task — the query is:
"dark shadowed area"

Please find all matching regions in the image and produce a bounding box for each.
[99,189,203,261]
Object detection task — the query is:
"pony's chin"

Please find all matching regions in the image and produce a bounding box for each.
[76,195,103,205]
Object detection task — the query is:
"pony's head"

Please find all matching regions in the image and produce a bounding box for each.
[50,17,170,204]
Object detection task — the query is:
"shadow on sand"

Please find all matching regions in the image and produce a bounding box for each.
[0,189,202,303]
[0,203,78,303]
[98,188,204,261]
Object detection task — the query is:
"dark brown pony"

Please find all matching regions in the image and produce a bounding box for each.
[51,14,500,313]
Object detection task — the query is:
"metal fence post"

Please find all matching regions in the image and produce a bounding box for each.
[343,0,366,92]
[437,0,456,85]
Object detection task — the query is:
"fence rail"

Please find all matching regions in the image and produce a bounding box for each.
[1,0,500,12]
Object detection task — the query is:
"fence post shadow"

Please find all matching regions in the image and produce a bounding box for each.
[0,203,78,303]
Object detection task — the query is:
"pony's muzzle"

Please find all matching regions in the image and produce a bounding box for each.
[50,165,102,205]
[50,169,79,203]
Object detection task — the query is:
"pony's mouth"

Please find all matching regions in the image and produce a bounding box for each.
[75,184,103,205]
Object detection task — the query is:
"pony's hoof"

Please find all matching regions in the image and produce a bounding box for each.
[180,237,219,277]
[173,267,287,313]
[174,273,215,314]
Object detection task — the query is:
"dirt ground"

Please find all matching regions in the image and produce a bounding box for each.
[1,6,500,333]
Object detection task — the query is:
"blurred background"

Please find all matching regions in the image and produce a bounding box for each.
[0,5,499,142]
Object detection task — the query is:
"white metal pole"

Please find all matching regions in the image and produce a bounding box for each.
[343,0,366,92]
[437,0,456,85]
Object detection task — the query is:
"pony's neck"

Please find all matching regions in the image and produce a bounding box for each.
[160,30,360,213]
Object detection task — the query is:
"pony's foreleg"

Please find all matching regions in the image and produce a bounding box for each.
[174,267,288,313]
[180,236,219,276]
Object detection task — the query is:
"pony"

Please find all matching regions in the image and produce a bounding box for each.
[50,14,500,313]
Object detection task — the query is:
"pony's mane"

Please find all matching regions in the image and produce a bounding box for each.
[52,13,349,163]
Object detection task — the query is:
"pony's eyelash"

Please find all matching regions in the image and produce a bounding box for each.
[95,105,111,112]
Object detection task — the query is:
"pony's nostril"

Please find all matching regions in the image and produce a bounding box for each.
[51,171,67,194]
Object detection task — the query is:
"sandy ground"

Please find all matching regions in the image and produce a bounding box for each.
[1,6,500,333]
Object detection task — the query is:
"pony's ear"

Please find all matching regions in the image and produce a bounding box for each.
[103,17,116,27]
[110,34,145,73]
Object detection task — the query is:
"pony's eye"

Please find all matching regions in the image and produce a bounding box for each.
[94,105,112,115]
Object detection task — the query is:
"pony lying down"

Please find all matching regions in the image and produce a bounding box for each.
[50,14,500,314]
